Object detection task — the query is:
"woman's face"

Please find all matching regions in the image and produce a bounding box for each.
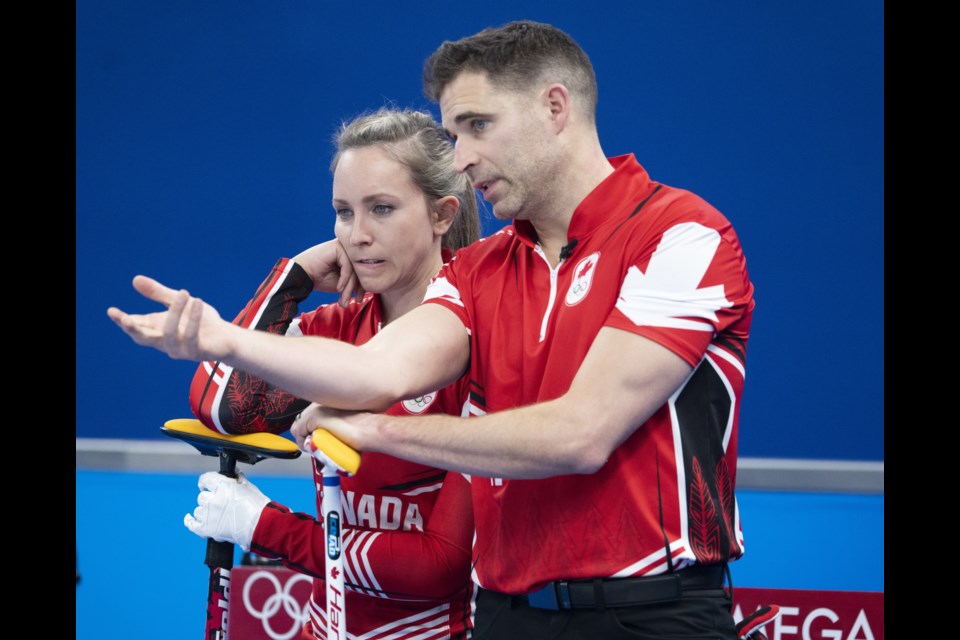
[332,145,443,297]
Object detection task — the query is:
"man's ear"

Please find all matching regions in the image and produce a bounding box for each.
[543,83,571,132]
[432,195,460,236]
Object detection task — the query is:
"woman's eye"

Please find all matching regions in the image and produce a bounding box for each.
[373,204,393,215]
[335,208,352,219]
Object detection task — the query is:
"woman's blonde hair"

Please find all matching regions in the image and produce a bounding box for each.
[331,107,480,250]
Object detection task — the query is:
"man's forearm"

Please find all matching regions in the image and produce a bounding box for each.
[367,400,614,479]
[225,326,401,411]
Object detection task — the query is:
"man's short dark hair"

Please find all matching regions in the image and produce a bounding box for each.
[423,21,598,121]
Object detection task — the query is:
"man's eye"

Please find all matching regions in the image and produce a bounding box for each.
[473,120,488,132]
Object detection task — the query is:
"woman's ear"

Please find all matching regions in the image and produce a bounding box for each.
[432,195,460,237]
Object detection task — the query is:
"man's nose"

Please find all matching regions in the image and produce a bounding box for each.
[453,138,477,174]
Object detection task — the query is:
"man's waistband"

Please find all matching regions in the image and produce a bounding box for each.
[514,564,728,611]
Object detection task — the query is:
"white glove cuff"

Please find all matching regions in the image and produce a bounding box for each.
[235,497,270,552]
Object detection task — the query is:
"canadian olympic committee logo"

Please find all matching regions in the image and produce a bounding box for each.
[402,391,438,414]
[566,252,600,306]
[241,570,312,640]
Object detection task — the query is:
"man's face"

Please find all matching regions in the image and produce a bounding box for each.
[439,71,558,221]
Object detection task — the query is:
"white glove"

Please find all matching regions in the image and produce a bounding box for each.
[183,471,271,552]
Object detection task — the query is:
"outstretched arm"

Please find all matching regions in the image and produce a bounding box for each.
[294,327,693,479]
[108,275,469,412]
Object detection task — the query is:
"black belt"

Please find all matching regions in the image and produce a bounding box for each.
[517,564,727,611]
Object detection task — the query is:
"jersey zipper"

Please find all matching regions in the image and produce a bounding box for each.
[535,245,562,343]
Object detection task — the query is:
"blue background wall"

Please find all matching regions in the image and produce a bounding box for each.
[77,1,884,460]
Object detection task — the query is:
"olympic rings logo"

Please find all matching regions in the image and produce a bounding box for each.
[402,391,437,414]
[241,569,312,640]
[571,281,589,295]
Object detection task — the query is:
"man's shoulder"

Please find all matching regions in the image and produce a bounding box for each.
[640,181,733,233]
[449,226,521,265]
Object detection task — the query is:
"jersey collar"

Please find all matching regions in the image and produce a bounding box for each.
[511,154,653,250]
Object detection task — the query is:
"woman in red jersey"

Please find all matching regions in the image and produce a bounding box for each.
[183,107,480,640]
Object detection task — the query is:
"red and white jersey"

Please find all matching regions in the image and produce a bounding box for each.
[424,154,755,595]
[189,258,475,639]
[256,459,475,640]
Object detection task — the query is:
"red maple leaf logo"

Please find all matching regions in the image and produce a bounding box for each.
[577,260,594,279]
[330,566,340,580]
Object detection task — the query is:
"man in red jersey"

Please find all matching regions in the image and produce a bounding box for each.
[110,21,756,639]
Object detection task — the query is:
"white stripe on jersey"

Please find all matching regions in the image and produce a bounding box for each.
[734,496,745,553]
[198,360,231,434]
[341,530,393,599]
[464,402,486,418]
[249,260,298,330]
[423,275,464,307]
[403,483,443,497]
[703,351,738,452]
[669,373,693,561]
[342,530,379,598]
[706,343,745,379]
[610,539,690,578]
[312,599,453,640]
[616,222,732,331]
[355,530,385,596]
[200,359,226,381]
[287,316,304,337]
[209,362,235,435]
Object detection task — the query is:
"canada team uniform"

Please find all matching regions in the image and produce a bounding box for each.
[189,258,475,640]
[424,154,755,595]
